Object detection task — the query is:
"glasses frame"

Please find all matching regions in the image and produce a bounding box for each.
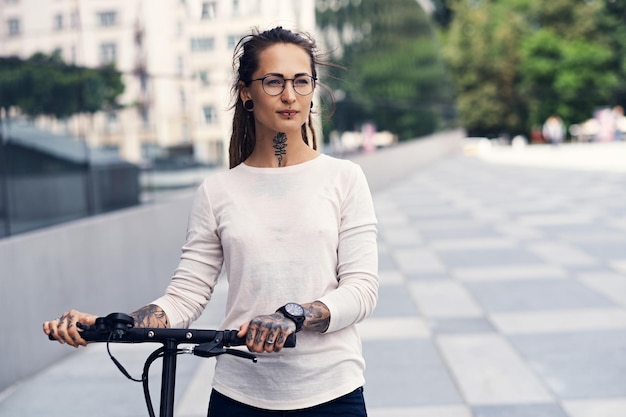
[249,74,317,97]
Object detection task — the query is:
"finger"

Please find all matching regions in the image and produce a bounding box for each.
[58,311,82,347]
[237,322,249,339]
[65,315,85,347]
[252,326,269,353]
[263,329,278,353]
[245,320,260,352]
[68,311,91,347]
[272,331,289,353]
[248,317,275,353]
[48,319,65,344]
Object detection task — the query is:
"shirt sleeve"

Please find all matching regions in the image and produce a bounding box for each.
[151,180,224,328]
[317,163,379,333]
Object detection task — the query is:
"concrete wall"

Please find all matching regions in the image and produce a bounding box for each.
[0,129,463,394]
[0,192,195,393]
[350,129,464,193]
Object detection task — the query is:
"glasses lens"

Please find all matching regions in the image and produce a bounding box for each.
[293,76,314,95]
[262,76,285,96]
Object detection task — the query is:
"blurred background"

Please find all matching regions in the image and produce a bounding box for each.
[1,0,625,414]
[1,0,625,236]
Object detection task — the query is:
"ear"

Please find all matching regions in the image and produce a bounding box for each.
[238,81,251,103]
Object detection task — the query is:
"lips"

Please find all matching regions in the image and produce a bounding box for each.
[278,110,298,117]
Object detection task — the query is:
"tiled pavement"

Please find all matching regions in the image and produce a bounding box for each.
[364,148,626,417]
[1,143,625,417]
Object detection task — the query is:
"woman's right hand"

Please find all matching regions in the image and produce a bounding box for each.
[43,310,98,348]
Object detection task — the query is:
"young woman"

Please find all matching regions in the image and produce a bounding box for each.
[44,26,378,416]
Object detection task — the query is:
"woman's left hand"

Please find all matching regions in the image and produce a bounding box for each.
[238,313,296,353]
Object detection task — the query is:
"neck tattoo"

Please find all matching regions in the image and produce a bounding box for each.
[273,132,287,167]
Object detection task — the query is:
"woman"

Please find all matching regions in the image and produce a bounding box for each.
[44,26,378,416]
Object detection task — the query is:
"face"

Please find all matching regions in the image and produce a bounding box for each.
[240,43,314,139]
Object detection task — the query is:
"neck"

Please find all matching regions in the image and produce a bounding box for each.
[273,132,287,167]
[245,131,318,168]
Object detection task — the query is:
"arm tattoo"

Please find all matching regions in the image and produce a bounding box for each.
[303,301,330,333]
[130,304,170,328]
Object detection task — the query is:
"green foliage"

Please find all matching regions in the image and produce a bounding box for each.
[522,31,617,125]
[597,0,626,105]
[443,0,531,137]
[316,0,456,141]
[0,51,124,120]
[441,0,625,137]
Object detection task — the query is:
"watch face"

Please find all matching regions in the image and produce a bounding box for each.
[285,303,304,316]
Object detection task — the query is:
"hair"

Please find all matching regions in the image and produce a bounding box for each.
[229,26,337,168]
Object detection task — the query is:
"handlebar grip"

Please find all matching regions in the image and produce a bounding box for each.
[284,333,297,348]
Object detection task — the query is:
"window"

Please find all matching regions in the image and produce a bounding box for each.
[99,43,117,64]
[104,111,119,133]
[177,56,184,77]
[70,11,79,28]
[7,18,20,36]
[97,11,117,27]
[191,37,214,52]
[227,35,240,50]
[197,70,209,86]
[180,89,187,110]
[54,14,63,30]
[139,105,150,127]
[203,106,217,124]
[139,73,148,92]
[54,47,64,60]
[201,1,217,19]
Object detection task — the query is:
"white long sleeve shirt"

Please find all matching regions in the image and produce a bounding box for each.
[152,154,378,410]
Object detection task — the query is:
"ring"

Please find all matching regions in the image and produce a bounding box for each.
[265,340,274,345]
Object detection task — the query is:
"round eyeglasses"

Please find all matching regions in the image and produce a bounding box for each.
[250,75,317,96]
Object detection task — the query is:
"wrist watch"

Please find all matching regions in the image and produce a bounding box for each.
[276,303,305,333]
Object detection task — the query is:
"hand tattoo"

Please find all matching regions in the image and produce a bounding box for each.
[59,312,75,329]
[130,304,169,328]
[273,132,287,167]
[303,301,331,333]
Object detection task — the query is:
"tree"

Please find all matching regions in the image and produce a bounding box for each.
[442,0,531,137]
[597,0,626,107]
[316,0,456,141]
[520,29,617,127]
[0,57,22,118]
[441,0,622,138]
[0,51,124,120]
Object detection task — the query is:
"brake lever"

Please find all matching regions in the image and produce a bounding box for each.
[193,341,258,363]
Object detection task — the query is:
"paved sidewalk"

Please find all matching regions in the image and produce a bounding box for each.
[1,142,625,417]
[364,143,626,417]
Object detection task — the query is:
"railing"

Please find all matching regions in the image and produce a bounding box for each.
[0,139,140,238]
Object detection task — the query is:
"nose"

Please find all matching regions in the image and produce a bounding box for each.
[280,80,297,103]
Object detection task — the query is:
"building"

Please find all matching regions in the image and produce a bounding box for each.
[0,0,316,166]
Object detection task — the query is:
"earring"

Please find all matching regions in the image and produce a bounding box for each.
[244,100,254,111]
[310,101,314,109]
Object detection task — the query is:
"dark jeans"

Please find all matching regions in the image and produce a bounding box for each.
[207,387,367,417]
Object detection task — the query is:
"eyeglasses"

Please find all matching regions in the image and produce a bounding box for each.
[250,75,317,96]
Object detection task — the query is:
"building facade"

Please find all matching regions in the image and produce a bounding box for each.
[0,0,316,165]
